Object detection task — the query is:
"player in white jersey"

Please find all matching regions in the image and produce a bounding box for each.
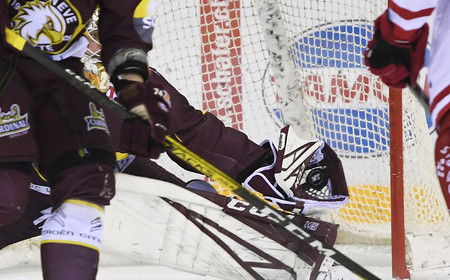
[364,0,450,211]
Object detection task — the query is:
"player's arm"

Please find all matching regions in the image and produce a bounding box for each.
[364,0,436,88]
[96,1,171,158]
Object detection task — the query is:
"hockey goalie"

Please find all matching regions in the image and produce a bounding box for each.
[0,11,358,280]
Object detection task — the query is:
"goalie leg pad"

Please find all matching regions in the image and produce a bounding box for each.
[41,199,104,280]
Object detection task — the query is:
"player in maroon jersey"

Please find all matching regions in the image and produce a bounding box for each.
[0,1,170,279]
[364,0,450,211]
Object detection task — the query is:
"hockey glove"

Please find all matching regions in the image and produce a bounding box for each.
[364,10,428,88]
[117,79,171,158]
[274,125,349,215]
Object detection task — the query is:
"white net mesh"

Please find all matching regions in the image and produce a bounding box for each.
[148,0,450,252]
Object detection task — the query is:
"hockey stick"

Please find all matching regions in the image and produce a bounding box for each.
[407,83,430,114]
[4,28,380,280]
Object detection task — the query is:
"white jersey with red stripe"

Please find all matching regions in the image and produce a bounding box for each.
[388,0,450,128]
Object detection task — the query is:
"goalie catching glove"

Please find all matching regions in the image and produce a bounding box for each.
[244,125,349,215]
[364,10,428,88]
[115,77,171,159]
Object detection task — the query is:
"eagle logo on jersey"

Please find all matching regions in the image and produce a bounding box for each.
[0,104,30,138]
[84,102,109,134]
[11,0,82,54]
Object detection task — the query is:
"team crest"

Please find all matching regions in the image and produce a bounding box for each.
[0,104,30,138]
[12,0,82,54]
[84,102,109,134]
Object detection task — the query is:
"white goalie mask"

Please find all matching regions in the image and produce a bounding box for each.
[81,9,110,93]
[84,9,100,60]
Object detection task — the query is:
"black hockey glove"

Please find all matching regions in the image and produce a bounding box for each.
[364,10,428,88]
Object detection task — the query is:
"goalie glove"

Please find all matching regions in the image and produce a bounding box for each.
[274,125,349,215]
[243,139,303,213]
[243,126,349,215]
[364,10,428,88]
[115,78,171,158]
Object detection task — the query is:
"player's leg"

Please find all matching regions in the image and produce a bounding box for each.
[0,169,52,249]
[435,111,449,210]
[426,1,450,211]
[32,59,116,280]
[40,162,114,280]
[0,53,35,227]
[0,164,31,226]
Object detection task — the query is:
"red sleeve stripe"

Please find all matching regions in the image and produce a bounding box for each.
[389,0,435,20]
[430,86,450,127]
[389,9,429,31]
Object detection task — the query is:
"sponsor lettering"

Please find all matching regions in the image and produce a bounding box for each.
[304,220,319,231]
[42,229,101,244]
[0,104,30,138]
[227,198,266,217]
[30,183,51,195]
[201,0,242,129]
[304,74,386,104]
[84,102,109,133]
[142,17,156,29]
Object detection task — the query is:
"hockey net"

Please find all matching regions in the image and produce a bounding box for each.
[149,0,450,274]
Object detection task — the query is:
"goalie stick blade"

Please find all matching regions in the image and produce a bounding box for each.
[4,28,381,280]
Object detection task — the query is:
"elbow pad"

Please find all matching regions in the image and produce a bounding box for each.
[108,48,149,85]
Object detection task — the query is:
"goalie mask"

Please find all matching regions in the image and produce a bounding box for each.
[84,9,100,60]
[274,125,349,215]
[81,9,110,93]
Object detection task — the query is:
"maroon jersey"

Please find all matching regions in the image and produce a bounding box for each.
[7,0,154,64]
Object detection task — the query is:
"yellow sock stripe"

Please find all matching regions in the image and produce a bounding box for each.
[40,239,100,253]
[64,199,105,213]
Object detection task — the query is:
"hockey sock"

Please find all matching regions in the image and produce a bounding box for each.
[40,199,104,280]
